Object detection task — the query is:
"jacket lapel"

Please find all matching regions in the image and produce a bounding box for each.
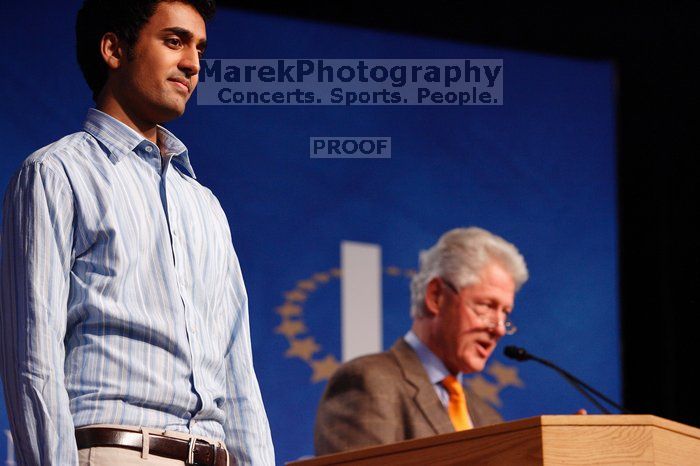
[464,383,503,428]
[390,339,455,435]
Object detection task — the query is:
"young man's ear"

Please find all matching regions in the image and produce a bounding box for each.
[423,277,444,316]
[100,32,126,70]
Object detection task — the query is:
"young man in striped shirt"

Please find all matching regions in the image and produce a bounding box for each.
[0,1,274,464]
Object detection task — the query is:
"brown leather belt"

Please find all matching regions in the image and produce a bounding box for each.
[75,427,231,466]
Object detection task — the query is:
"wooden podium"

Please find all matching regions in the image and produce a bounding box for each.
[288,415,700,465]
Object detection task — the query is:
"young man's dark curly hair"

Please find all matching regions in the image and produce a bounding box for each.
[76,0,216,101]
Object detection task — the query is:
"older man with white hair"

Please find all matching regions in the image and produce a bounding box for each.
[314,227,529,455]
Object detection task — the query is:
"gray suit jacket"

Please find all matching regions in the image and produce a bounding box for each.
[314,338,502,455]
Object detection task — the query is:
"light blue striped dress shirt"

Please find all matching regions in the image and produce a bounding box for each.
[0,108,275,465]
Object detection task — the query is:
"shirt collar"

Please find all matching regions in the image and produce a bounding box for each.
[404,330,463,386]
[82,108,196,178]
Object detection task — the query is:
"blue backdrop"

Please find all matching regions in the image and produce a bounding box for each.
[0,2,617,464]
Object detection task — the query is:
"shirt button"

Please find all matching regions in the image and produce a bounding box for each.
[145,145,153,152]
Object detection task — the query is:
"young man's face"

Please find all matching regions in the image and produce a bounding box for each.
[113,1,207,125]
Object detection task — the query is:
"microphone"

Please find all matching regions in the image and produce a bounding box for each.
[504,345,630,414]
[503,345,531,361]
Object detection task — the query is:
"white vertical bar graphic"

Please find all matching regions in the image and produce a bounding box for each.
[341,241,382,362]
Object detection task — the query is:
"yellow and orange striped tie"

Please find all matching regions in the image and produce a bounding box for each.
[441,375,473,431]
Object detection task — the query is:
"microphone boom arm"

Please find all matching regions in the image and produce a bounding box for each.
[533,356,611,414]
[504,345,631,414]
